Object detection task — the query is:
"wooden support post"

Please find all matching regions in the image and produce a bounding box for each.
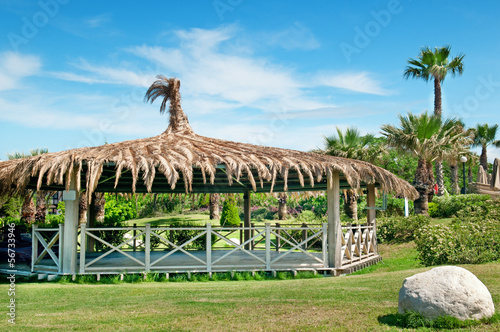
[62,173,80,275]
[302,223,308,250]
[58,224,64,274]
[367,184,376,226]
[133,223,137,252]
[206,223,212,273]
[265,223,271,270]
[275,223,280,252]
[251,223,255,250]
[244,189,251,250]
[327,171,341,270]
[79,223,86,274]
[322,223,328,267]
[86,195,96,252]
[169,224,174,250]
[145,223,151,272]
[31,224,38,272]
[366,184,377,253]
[239,222,243,245]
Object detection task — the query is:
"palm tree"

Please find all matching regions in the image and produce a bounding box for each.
[316,127,382,220]
[381,112,470,215]
[144,75,191,133]
[404,45,465,196]
[471,123,500,172]
[7,149,50,224]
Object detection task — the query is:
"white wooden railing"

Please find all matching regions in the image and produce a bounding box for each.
[77,223,329,274]
[31,222,379,274]
[32,224,63,274]
[340,223,377,265]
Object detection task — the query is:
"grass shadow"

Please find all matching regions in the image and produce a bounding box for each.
[378,313,405,328]
[378,312,500,330]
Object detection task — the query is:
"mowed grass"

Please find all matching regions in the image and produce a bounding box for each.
[2,244,499,331]
[127,213,212,227]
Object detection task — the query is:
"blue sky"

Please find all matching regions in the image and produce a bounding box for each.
[1,0,500,162]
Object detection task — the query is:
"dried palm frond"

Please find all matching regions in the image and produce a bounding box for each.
[0,77,418,202]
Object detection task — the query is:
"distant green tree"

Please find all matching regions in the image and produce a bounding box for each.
[404,45,465,196]
[315,127,383,220]
[470,123,500,172]
[220,196,241,226]
[381,112,470,215]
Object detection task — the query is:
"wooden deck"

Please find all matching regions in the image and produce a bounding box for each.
[34,249,380,275]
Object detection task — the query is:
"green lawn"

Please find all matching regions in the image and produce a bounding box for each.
[2,244,499,331]
[128,213,212,227]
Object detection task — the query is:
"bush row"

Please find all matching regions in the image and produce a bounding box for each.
[428,194,490,218]
[376,215,431,244]
[415,201,500,266]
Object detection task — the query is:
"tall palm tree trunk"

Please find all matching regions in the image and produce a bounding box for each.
[435,163,445,196]
[480,145,488,173]
[343,189,358,220]
[94,192,106,223]
[450,164,460,195]
[278,193,287,220]
[413,159,433,215]
[433,78,446,195]
[21,192,36,224]
[434,79,442,118]
[209,193,220,220]
[35,191,48,223]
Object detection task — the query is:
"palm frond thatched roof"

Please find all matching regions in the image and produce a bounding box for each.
[0,77,418,201]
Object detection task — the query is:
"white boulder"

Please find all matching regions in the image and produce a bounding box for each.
[398,266,495,320]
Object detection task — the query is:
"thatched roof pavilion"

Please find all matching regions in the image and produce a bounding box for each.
[0,77,417,201]
[0,76,417,276]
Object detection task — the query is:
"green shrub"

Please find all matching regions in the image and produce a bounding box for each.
[415,200,500,266]
[377,215,431,244]
[299,195,328,216]
[428,194,490,218]
[251,207,270,221]
[294,210,324,224]
[45,214,64,227]
[152,221,215,250]
[220,196,241,226]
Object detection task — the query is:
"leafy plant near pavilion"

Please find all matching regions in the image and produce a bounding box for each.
[415,199,500,265]
[220,196,241,226]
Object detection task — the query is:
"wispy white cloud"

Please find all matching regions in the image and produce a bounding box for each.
[49,26,391,117]
[314,72,393,96]
[264,22,320,50]
[85,14,112,28]
[50,58,157,87]
[0,52,41,91]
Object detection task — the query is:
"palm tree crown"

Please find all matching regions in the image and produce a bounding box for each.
[404,45,464,117]
[381,111,468,163]
[320,127,380,162]
[471,123,500,171]
[144,75,192,134]
[381,111,469,215]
